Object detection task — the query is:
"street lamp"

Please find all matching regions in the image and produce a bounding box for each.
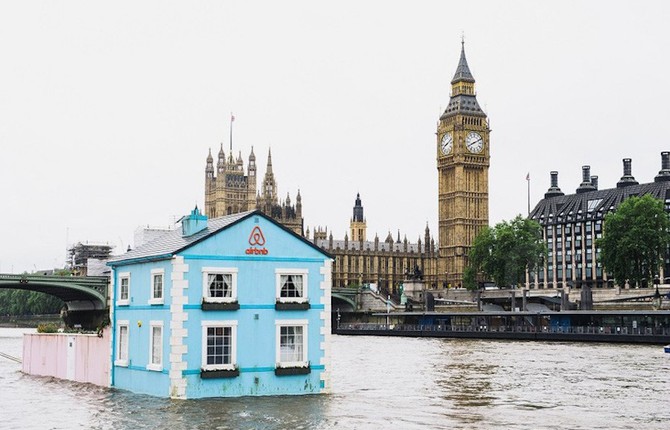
[653,275,662,310]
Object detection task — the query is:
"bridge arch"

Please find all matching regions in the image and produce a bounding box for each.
[332,293,356,312]
[0,274,108,311]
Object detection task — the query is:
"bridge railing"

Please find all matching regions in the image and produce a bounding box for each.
[339,323,670,337]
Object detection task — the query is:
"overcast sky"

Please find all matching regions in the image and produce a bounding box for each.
[2,1,669,274]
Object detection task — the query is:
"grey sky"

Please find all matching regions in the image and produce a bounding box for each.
[2,1,669,274]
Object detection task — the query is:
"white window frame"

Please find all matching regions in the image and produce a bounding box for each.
[202,267,238,303]
[117,273,130,306]
[147,320,163,371]
[275,269,309,303]
[201,320,238,371]
[149,269,165,305]
[275,319,308,368]
[115,320,129,367]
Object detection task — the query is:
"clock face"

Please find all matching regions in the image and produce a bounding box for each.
[440,132,453,154]
[466,131,484,153]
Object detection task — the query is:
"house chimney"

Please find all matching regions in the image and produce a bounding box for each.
[544,171,564,198]
[617,158,638,188]
[591,175,598,190]
[576,166,596,194]
[655,151,670,182]
[181,206,208,237]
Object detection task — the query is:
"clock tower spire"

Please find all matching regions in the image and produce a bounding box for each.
[436,41,490,288]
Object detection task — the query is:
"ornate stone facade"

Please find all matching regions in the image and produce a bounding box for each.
[201,42,489,290]
[311,194,439,293]
[204,146,303,235]
[436,41,490,287]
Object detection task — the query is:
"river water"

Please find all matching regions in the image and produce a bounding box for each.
[1,328,669,429]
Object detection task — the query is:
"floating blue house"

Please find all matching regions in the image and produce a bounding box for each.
[107,208,332,398]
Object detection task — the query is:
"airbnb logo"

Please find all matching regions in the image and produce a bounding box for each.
[246,226,269,255]
[248,226,266,246]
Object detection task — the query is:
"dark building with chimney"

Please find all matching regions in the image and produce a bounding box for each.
[528,152,670,289]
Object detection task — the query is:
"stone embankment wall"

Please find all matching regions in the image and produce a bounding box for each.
[359,291,402,312]
[22,328,110,387]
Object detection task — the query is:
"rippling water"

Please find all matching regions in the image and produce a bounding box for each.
[1,328,669,429]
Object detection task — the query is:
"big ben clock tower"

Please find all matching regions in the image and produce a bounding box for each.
[437,40,490,287]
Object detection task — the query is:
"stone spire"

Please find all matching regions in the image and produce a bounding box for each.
[296,189,302,216]
[217,143,225,174]
[352,193,364,222]
[206,148,214,178]
[248,146,256,177]
[266,148,274,175]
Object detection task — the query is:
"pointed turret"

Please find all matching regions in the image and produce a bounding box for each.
[352,193,364,222]
[248,146,257,177]
[451,39,475,84]
[206,148,214,179]
[296,189,302,216]
[441,39,485,119]
[350,192,367,242]
[261,148,277,204]
[266,148,274,175]
[217,144,225,174]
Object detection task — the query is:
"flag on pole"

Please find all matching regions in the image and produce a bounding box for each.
[229,113,234,152]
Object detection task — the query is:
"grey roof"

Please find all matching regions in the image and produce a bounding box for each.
[441,42,485,119]
[530,180,670,225]
[451,42,475,84]
[440,94,486,119]
[108,211,254,265]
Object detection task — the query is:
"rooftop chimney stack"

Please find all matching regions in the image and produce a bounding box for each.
[617,158,638,188]
[655,151,670,182]
[576,165,597,194]
[591,175,598,190]
[544,171,565,198]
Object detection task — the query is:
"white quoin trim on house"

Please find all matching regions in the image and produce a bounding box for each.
[319,259,333,393]
[169,255,189,399]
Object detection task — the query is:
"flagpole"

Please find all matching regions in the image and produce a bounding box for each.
[527,173,531,216]
[229,112,234,153]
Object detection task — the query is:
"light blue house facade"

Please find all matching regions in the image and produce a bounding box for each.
[107,209,332,398]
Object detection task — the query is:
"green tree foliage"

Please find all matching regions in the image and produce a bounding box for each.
[468,215,545,289]
[0,289,64,316]
[462,265,477,290]
[0,269,70,316]
[597,194,670,287]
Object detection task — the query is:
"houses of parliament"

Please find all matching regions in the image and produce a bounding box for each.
[203,42,490,292]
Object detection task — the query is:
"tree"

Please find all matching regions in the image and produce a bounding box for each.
[597,194,670,288]
[468,215,545,289]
